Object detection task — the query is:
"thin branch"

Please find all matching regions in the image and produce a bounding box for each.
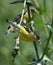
[10,0,24,4]
[26,2,31,22]
[19,0,27,25]
[33,41,39,61]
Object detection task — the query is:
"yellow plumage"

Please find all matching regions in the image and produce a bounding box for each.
[19,26,38,42]
[20,26,29,35]
[20,33,37,42]
[6,8,40,42]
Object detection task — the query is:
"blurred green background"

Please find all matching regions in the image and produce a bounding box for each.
[0,0,52,65]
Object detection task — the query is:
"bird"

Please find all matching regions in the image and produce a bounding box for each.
[5,7,40,61]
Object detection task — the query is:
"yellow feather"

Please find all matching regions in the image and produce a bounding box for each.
[19,26,37,42]
[20,26,29,35]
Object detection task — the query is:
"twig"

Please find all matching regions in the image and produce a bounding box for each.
[33,41,39,61]
[19,0,27,25]
[26,2,31,21]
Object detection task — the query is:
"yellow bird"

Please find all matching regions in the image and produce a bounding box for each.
[6,19,40,62]
[6,8,40,61]
[19,25,40,42]
[6,19,40,42]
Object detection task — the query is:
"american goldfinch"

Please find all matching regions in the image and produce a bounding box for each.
[5,7,40,61]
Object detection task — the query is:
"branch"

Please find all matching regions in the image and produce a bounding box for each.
[19,0,27,25]
[33,41,39,61]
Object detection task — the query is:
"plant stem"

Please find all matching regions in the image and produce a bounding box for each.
[33,41,39,61]
[39,17,53,61]
[26,2,39,62]
[20,0,27,25]
[26,2,35,31]
[26,2,31,21]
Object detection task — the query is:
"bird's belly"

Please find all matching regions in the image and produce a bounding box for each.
[20,33,36,42]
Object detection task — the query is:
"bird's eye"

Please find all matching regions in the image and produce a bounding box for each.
[8,26,11,29]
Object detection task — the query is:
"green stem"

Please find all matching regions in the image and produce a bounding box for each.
[10,0,24,4]
[26,3,31,21]
[26,2,39,62]
[39,30,52,61]
[39,17,53,61]
[26,2,34,31]
[20,0,27,25]
[33,41,39,61]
